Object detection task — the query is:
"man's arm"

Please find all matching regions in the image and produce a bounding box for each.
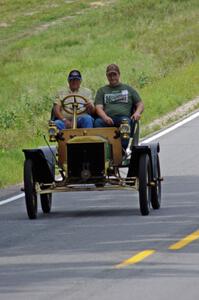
[95,87,114,125]
[81,88,95,115]
[53,103,64,120]
[131,101,144,121]
[95,104,114,125]
[53,104,72,128]
[85,101,96,115]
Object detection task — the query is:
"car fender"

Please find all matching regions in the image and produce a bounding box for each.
[23,146,56,183]
[127,143,160,178]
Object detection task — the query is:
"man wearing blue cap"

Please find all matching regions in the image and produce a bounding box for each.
[53,70,95,129]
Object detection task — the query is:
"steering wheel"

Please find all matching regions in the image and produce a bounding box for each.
[61,94,89,115]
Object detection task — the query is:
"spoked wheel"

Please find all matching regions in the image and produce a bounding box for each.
[62,94,89,115]
[24,159,38,219]
[40,193,52,214]
[151,155,161,209]
[138,154,152,216]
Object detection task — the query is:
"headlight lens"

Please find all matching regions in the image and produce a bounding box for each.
[119,119,131,139]
[48,121,58,142]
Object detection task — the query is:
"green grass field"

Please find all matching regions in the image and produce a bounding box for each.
[0,0,199,187]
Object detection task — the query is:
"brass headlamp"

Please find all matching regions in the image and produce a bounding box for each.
[48,121,59,142]
[119,119,131,139]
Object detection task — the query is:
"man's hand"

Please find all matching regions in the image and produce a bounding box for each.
[131,111,141,121]
[95,104,113,125]
[131,101,144,121]
[103,116,114,126]
[85,100,93,109]
[85,101,95,114]
[64,119,72,128]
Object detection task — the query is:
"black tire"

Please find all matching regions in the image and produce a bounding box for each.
[138,154,152,216]
[40,193,52,214]
[151,155,161,209]
[24,159,37,219]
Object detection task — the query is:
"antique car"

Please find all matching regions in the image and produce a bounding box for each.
[22,94,162,219]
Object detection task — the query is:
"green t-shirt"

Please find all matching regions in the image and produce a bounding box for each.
[95,83,141,118]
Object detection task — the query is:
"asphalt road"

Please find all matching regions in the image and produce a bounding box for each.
[1,116,199,299]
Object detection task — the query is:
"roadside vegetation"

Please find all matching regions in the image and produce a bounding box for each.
[0,0,199,187]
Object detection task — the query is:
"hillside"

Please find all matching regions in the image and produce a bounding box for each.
[0,0,199,187]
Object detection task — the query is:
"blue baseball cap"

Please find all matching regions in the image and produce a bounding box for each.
[68,70,82,81]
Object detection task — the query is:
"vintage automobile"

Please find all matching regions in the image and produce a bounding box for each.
[22,94,162,219]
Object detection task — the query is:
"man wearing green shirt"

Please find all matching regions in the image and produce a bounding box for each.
[94,64,144,130]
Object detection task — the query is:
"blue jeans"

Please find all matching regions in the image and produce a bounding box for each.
[94,115,132,128]
[94,116,133,149]
[55,115,94,130]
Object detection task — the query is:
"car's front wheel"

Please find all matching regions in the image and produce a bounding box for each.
[24,159,38,219]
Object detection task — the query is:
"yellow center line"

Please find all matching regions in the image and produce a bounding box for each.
[115,250,156,269]
[169,230,199,250]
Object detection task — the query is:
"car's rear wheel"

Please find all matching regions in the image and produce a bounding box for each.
[151,155,161,209]
[24,159,37,219]
[40,193,52,213]
[138,154,152,216]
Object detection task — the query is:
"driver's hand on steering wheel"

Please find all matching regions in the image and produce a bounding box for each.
[85,100,94,112]
[85,100,96,115]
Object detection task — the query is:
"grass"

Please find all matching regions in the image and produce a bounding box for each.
[141,61,199,125]
[0,0,199,188]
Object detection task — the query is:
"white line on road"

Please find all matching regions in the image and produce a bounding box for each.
[1,110,199,206]
[0,193,24,206]
[142,110,199,143]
